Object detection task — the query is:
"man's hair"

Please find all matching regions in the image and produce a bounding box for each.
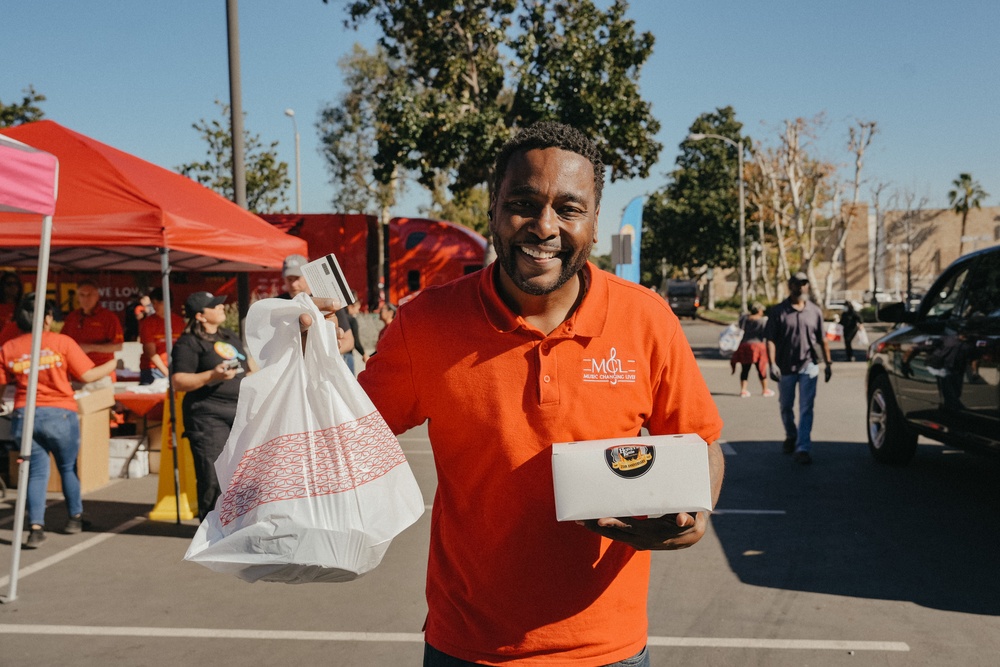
[76,279,98,290]
[491,121,605,208]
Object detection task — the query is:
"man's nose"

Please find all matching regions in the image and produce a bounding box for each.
[531,205,559,239]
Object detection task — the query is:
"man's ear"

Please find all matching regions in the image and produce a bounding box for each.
[592,207,600,243]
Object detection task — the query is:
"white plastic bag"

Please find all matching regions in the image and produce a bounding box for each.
[854,325,869,347]
[824,322,843,342]
[184,294,424,583]
[718,323,744,356]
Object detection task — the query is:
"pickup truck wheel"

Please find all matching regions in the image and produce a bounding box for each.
[867,374,918,465]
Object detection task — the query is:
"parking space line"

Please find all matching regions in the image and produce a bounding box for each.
[0,516,145,589]
[0,624,909,651]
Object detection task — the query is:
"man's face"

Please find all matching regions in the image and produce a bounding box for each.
[490,147,598,298]
[284,274,309,297]
[75,285,100,314]
[790,279,809,302]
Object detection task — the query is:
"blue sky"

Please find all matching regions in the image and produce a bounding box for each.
[4,1,998,254]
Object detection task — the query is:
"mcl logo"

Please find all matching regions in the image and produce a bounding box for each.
[582,347,636,385]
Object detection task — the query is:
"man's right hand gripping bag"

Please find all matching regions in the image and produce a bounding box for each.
[184,294,424,583]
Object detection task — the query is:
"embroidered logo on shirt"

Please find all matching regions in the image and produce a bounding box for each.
[605,444,655,478]
[582,347,636,385]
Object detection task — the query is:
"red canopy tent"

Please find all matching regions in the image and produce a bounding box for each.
[0,121,306,272]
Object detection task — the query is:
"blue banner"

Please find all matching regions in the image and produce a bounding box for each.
[614,197,644,284]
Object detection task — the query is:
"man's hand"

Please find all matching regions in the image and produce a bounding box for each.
[298,298,348,353]
[578,512,706,551]
[768,365,781,382]
[824,364,832,382]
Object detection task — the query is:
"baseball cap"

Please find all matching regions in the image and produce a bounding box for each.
[185,291,227,318]
[790,271,809,283]
[283,254,308,279]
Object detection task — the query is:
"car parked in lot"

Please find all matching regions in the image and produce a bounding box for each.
[866,246,1000,464]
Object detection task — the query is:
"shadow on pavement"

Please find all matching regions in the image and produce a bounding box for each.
[712,437,1000,615]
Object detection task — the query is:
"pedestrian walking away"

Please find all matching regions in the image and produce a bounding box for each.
[301,122,727,665]
[0,295,117,547]
[839,301,862,361]
[765,272,832,464]
[730,301,773,397]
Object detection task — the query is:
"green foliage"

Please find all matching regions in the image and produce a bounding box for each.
[317,44,403,215]
[0,85,46,128]
[177,100,291,214]
[421,178,491,235]
[337,0,661,198]
[642,106,749,278]
[590,252,613,273]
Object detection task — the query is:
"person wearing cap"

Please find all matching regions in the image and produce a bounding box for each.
[62,279,124,376]
[138,287,185,385]
[170,291,249,521]
[764,271,832,465]
[278,253,355,360]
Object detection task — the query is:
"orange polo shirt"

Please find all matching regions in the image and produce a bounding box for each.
[359,262,723,666]
[138,312,184,370]
[0,331,95,411]
[62,306,124,366]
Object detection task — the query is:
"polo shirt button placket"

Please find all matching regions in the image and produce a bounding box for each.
[537,340,558,404]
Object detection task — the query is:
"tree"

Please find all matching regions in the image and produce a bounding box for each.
[948,173,988,256]
[642,107,749,283]
[334,0,661,199]
[0,85,46,127]
[422,177,491,236]
[177,100,290,214]
[746,115,837,302]
[317,44,404,218]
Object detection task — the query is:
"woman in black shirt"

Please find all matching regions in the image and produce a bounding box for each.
[170,291,249,521]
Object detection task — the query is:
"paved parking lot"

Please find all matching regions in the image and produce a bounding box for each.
[2,320,998,666]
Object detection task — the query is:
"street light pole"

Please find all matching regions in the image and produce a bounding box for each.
[687,132,748,313]
[284,108,301,213]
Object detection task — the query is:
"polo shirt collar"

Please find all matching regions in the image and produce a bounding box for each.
[478,262,608,338]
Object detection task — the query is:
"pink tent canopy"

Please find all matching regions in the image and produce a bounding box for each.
[0,134,58,216]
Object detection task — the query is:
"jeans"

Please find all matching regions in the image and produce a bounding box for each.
[11,407,83,526]
[423,644,649,667]
[778,366,819,453]
[342,351,355,375]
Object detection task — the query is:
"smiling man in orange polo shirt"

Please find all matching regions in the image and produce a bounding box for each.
[358,122,725,666]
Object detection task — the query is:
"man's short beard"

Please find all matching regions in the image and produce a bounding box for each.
[495,242,592,296]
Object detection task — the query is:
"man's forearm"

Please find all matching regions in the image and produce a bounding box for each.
[706,440,725,508]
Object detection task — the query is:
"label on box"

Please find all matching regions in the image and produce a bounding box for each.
[301,253,355,307]
[551,434,713,522]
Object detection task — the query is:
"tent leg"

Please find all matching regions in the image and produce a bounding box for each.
[3,214,54,604]
[159,248,182,526]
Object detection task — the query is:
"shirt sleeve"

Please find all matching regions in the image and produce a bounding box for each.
[646,317,724,445]
[170,335,200,375]
[64,337,97,380]
[357,309,424,436]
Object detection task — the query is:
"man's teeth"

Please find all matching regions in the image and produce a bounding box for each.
[521,246,559,259]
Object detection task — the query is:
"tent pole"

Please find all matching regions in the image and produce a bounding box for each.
[160,248,182,525]
[3,214,54,604]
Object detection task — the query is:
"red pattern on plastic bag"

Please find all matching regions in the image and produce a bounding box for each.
[218,412,405,526]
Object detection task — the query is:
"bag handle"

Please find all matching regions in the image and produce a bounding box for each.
[244,294,335,369]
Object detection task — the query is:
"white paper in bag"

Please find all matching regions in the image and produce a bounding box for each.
[184,294,424,583]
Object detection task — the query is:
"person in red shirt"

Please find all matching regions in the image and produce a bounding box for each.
[138,287,184,385]
[62,279,124,372]
[349,122,726,665]
[1,294,117,547]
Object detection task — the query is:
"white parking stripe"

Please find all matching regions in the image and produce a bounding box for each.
[0,625,909,651]
[0,516,145,589]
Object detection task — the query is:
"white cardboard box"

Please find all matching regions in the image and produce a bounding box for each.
[551,434,713,521]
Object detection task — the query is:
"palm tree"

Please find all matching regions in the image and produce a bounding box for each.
[948,173,989,256]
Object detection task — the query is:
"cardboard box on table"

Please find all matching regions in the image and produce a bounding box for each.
[551,433,714,522]
[8,385,115,493]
